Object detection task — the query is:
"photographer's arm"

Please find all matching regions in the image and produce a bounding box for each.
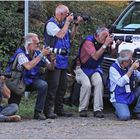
[55,22,70,39]
[127,61,139,78]
[55,15,73,39]
[71,16,83,40]
[91,36,113,60]
[22,57,42,70]
[20,48,50,70]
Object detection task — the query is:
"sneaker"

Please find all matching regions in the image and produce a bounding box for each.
[7,115,21,122]
[34,112,46,120]
[94,110,104,118]
[55,111,73,117]
[79,110,88,117]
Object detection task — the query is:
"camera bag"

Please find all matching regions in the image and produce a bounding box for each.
[6,54,26,96]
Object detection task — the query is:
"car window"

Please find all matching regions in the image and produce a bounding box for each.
[116,3,140,31]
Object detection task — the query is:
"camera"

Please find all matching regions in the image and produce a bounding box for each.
[74,15,90,21]
[69,13,90,21]
[35,47,68,64]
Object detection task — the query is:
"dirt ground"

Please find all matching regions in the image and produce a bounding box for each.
[1,109,140,139]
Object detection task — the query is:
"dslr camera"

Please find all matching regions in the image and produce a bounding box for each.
[69,13,90,21]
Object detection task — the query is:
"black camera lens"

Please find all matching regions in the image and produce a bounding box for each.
[73,14,90,21]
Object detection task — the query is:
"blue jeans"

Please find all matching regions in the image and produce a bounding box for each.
[0,103,18,122]
[8,79,48,113]
[30,79,48,112]
[112,87,140,121]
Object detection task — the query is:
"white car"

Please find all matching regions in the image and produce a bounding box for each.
[111,0,140,53]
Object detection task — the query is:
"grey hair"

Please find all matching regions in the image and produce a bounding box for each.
[55,5,69,15]
[94,27,109,37]
[24,33,38,49]
[117,49,133,63]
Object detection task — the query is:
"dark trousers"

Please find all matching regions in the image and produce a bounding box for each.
[44,69,67,114]
[8,79,48,112]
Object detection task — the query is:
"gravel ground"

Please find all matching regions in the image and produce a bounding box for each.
[1,110,140,139]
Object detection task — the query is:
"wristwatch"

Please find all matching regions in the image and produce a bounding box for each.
[102,44,107,49]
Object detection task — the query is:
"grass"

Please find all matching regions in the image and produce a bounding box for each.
[18,93,36,119]
[18,93,78,119]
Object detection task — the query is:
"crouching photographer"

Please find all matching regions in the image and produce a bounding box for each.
[0,75,21,122]
[7,33,54,120]
[109,49,140,121]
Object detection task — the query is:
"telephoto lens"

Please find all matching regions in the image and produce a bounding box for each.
[49,48,68,55]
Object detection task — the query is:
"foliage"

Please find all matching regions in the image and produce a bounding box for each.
[0,1,23,68]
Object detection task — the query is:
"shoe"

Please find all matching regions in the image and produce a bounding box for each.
[94,110,104,118]
[7,115,21,122]
[79,110,88,117]
[34,112,46,120]
[133,112,140,120]
[55,111,73,117]
[46,112,57,119]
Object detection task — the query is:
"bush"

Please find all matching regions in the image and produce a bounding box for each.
[0,1,23,68]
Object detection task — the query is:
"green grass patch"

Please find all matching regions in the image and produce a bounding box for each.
[18,94,36,119]
[18,93,78,118]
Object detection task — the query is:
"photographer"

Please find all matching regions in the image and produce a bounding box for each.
[43,4,83,119]
[73,27,113,118]
[109,49,140,121]
[7,33,53,120]
[0,76,21,122]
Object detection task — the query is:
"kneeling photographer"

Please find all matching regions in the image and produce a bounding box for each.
[0,75,21,122]
[109,49,140,121]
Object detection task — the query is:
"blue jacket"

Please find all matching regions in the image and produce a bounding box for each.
[6,47,44,85]
[111,62,135,104]
[44,17,70,69]
[80,35,104,76]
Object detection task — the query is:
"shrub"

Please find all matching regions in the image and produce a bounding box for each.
[0,1,23,68]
